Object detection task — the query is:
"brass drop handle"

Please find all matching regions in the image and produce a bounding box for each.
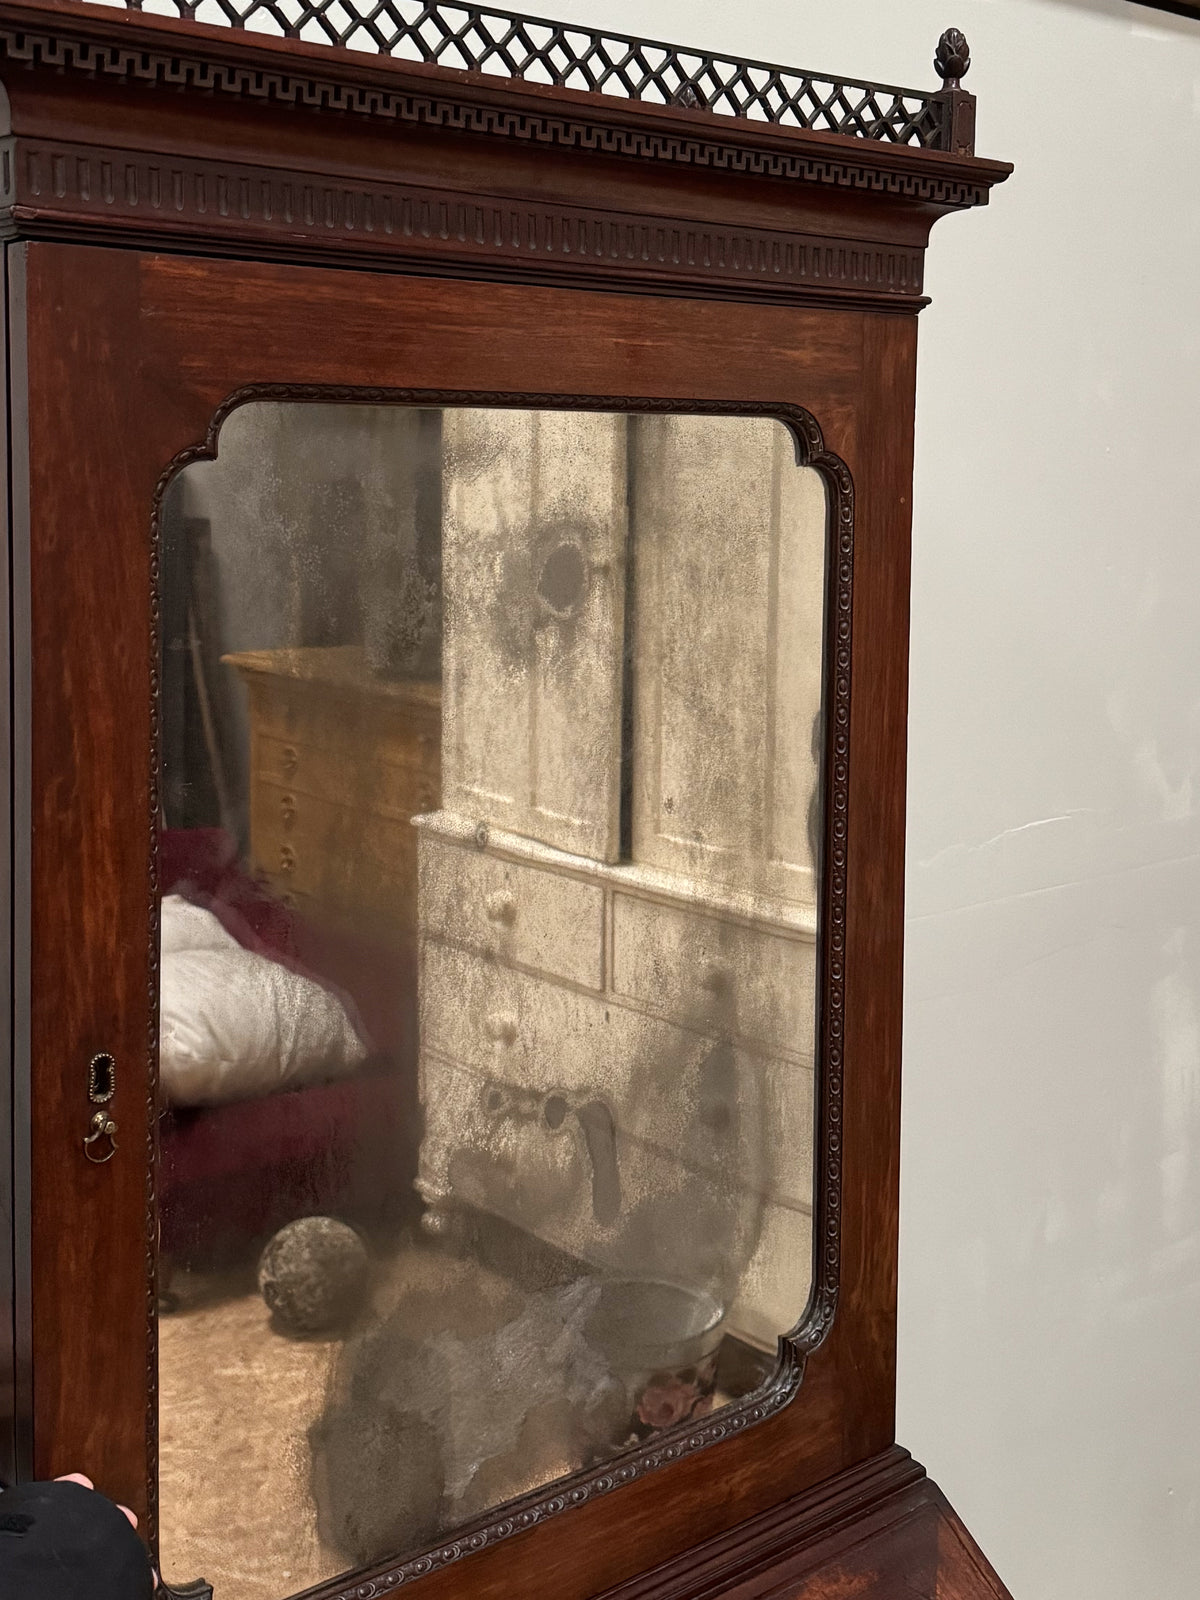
[699,959,733,995]
[83,1109,118,1164]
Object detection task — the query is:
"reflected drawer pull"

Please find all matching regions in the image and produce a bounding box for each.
[280,745,299,777]
[484,891,517,927]
[279,793,297,829]
[278,843,297,875]
[699,959,732,995]
[484,1013,518,1046]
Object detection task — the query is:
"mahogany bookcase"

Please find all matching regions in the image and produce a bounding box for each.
[0,4,1011,1596]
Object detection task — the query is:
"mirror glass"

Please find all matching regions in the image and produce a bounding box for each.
[156,402,827,1598]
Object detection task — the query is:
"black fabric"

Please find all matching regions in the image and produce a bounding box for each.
[0,1480,155,1599]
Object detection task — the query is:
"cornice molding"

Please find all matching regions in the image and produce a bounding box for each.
[0,3,1010,303]
[0,3,1010,210]
[5,134,927,308]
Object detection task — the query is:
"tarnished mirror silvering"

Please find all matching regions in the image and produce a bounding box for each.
[156,403,827,1598]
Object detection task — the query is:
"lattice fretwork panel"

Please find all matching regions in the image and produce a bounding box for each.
[99,0,950,147]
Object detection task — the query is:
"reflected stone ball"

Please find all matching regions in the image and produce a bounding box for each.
[258,1217,371,1335]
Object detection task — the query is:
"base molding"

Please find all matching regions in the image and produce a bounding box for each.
[597,1445,1012,1600]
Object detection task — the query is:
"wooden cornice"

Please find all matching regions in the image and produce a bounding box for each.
[0,0,1012,308]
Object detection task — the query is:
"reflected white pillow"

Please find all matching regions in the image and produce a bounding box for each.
[160,893,240,955]
[159,894,367,1107]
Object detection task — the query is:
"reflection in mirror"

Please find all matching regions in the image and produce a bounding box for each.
[156,403,827,1599]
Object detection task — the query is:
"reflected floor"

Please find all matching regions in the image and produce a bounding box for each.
[158,1245,521,1599]
[159,1239,771,1600]
[159,1276,336,1599]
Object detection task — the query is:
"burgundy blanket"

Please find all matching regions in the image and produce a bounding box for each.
[159,828,418,1264]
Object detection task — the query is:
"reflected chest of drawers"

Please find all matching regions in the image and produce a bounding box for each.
[224,646,441,934]
[415,813,817,1350]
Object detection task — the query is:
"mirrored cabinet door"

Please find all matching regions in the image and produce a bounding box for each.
[154,401,829,1598]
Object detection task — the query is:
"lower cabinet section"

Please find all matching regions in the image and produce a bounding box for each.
[592,1448,1014,1600]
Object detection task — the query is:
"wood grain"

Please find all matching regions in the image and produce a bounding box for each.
[11,242,919,1597]
[593,1447,1013,1600]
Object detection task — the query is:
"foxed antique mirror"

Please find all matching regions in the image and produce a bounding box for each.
[0,5,1011,1599]
[156,402,826,1592]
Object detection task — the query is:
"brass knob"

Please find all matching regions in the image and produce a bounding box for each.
[484,1013,518,1047]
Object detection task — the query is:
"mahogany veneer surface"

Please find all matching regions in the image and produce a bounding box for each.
[596,1449,1014,1600]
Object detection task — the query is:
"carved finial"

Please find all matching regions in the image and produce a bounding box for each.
[934,27,970,90]
[673,83,706,110]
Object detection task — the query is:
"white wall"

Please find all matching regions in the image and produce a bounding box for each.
[545,1,1200,1593]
